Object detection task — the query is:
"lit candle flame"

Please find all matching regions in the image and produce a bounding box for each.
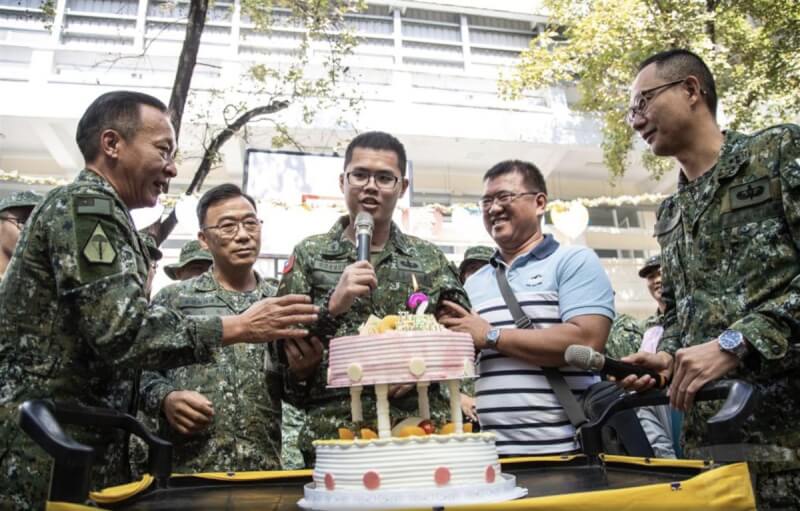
[411,273,418,291]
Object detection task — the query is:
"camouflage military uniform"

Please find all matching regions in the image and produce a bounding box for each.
[140,270,281,473]
[0,170,221,508]
[655,127,800,508]
[605,313,644,360]
[274,216,471,465]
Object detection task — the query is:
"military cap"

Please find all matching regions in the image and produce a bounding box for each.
[459,245,495,274]
[0,190,43,214]
[638,254,661,278]
[164,240,213,280]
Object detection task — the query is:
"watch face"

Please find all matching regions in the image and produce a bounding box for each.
[720,330,742,350]
[487,328,500,343]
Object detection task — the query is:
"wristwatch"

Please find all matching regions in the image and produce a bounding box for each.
[485,328,501,349]
[718,329,749,360]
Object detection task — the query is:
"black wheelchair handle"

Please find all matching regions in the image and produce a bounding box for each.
[579,379,758,455]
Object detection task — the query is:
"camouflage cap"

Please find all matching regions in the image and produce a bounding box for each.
[0,191,43,214]
[164,240,213,280]
[459,245,495,274]
[638,254,661,278]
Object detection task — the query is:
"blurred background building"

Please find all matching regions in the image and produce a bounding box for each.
[0,0,674,316]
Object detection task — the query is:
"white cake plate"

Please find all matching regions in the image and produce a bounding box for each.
[298,473,527,510]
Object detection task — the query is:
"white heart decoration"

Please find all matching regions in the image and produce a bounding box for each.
[551,201,589,239]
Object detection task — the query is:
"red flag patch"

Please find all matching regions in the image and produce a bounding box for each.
[282,255,295,274]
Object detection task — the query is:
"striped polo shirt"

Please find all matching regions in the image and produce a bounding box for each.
[464,235,615,455]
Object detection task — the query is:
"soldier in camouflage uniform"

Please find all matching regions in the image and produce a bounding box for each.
[141,184,283,473]
[623,49,800,508]
[0,190,42,279]
[0,91,317,508]
[163,239,213,281]
[275,132,471,465]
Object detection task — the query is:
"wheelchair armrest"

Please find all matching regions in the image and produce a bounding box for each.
[579,380,758,456]
[52,401,172,486]
[18,400,94,502]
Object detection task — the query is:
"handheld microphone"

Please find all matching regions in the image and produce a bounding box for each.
[354,212,374,262]
[564,344,669,388]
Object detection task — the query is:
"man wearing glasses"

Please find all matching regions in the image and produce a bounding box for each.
[0,190,42,280]
[620,49,800,509]
[276,131,470,465]
[140,183,285,473]
[440,159,614,456]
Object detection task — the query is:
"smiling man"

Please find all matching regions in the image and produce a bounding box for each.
[0,92,317,508]
[275,131,470,464]
[619,49,800,509]
[140,184,284,473]
[440,159,614,456]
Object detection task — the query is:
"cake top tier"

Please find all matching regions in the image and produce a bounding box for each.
[327,329,476,388]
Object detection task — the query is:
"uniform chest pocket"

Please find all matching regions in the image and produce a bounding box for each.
[311,260,349,290]
[721,200,788,278]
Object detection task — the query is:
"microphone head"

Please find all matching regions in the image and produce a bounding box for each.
[564,344,604,372]
[355,211,374,235]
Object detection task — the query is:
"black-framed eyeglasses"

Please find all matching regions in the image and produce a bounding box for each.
[202,218,263,239]
[626,79,686,124]
[0,215,26,230]
[479,191,541,211]
[345,170,400,190]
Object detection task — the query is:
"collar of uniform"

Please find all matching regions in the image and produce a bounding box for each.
[490,234,559,269]
[677,130,749,188]
[321,215,412,257]
[192,268,270,296]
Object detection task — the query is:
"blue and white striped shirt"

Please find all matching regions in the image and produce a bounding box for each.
[464,235,615,455]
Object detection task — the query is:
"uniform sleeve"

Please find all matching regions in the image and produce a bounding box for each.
[52,196,221,371]
[605,314,643,359]
[139,286,181,416]
[274,246,316,406]
[729,126,800,366]
[430,250,471,313]
[655,201,681,356]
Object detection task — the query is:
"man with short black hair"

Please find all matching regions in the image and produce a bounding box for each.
[441,159,614,456]
[0,91,317,508]
[141,184,284,473]
[0,190,42,279]
[622,49,800,508]
[276,130,470,464]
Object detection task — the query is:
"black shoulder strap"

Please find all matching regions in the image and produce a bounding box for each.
[494,264,587,428]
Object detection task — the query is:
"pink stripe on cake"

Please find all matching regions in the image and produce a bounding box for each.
[327,331,475,387]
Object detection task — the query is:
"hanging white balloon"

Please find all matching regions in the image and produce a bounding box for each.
[175,195,200,232]
[130,199,164,230]
[550,201,589,240]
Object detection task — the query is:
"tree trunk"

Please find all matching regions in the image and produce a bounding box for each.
[169,0,208,142]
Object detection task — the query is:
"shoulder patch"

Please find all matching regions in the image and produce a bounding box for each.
[282,254,295,274]
[76,195,112,216]
[83,223,117,264]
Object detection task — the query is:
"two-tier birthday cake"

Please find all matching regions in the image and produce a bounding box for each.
[299,312,526,510]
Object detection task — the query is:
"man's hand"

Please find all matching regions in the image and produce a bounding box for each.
[460,393,478,422]
[438,300,492,349]
[163,390,214,436]
[618,351,673,392]
[225,294,318,344]
[328,261,377,317]
[669,339,739,411]
[285,336,325,381]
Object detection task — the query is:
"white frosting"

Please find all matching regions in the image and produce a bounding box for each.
[312,433,501,491]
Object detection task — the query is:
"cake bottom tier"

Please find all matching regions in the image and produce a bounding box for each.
[299,433,527,510]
